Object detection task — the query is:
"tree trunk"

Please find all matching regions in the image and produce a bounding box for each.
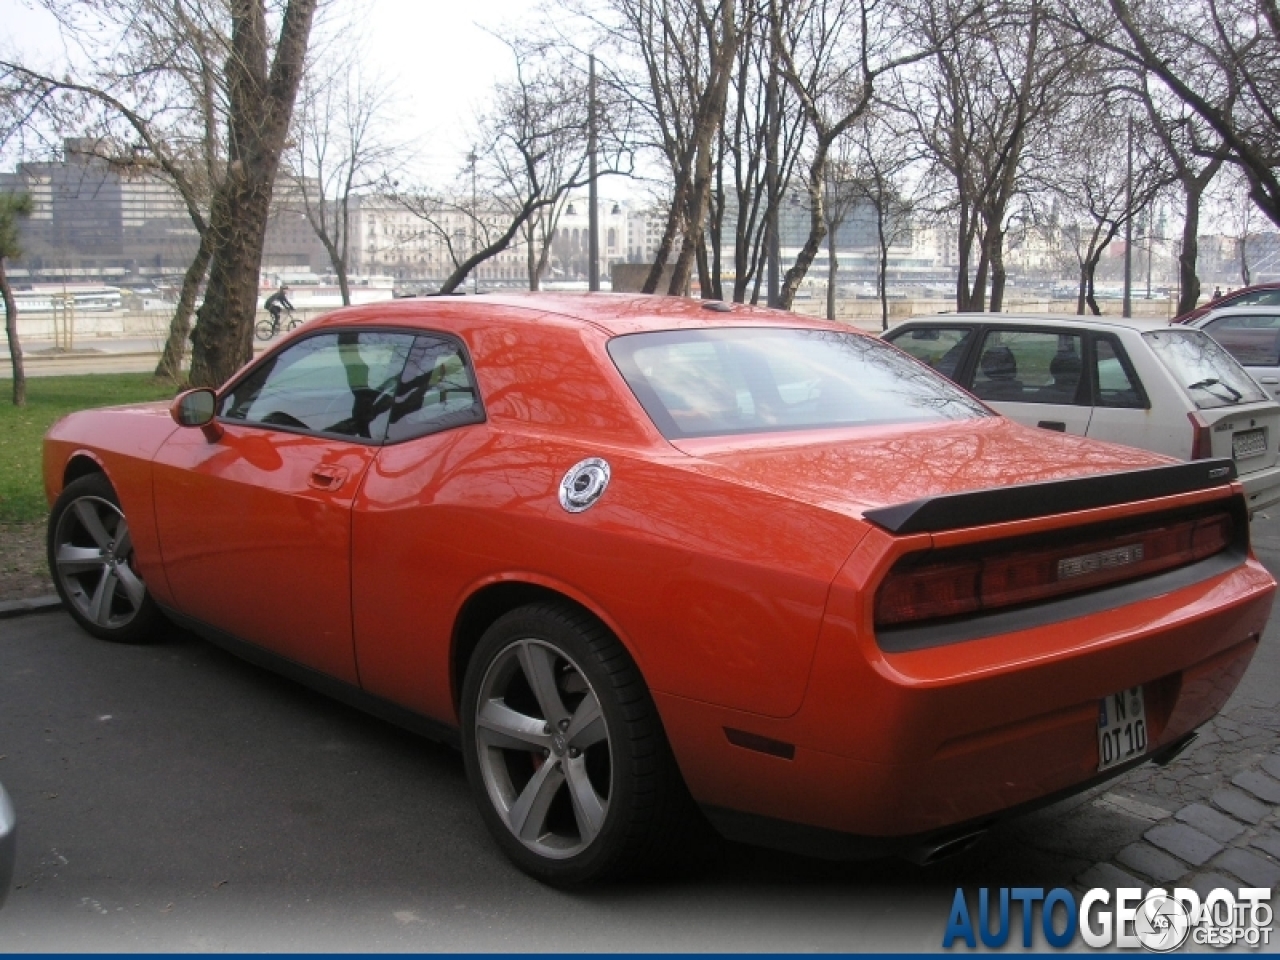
[186,0,319,387]
[0,258,25,407]
[1084,254,1103,315]
[1240,236,1251,286]
[987,224,1007,312]
[1176,186,1202,316]
[1076,270,1088,315]
[155,233,212,381]
[826,225,838,322]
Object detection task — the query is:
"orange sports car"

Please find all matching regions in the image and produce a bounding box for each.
[42,294,1274,884]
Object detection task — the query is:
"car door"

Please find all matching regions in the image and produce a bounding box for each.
[967,327,1093,435]
[1079,331,1173,454]
[883,325,977,383]
[152,330,416,684]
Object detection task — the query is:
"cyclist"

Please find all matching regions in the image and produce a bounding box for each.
[263,285,294,332]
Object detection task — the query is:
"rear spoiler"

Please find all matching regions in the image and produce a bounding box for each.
[863,459,1238,535]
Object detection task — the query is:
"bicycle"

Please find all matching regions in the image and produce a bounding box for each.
[255,308,302,341]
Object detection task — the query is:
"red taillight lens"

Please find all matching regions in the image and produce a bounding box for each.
[1189,411,1213,460]
[875,511,1234,628]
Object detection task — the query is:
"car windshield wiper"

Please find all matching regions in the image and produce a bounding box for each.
[1188,378,1243,402]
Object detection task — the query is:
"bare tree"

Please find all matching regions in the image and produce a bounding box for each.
[1066,0,1280,230]
[0,192,32,406]
[774,0,947,309]
[902,0,1078,312]
[288,46,401,305]
[395,40,602,295]
[1048,99,1169,315]
[4,0,320,386]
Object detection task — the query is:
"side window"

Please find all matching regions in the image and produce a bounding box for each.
[1229,290,1280,307]
[221,331,415,440]
[1093,336,1146,409]
[1204,314,1280,366]
[971,329,1084,405]
[384,336,485,443]
[889,327,973,380]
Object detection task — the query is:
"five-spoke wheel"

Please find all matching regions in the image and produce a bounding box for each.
[461,603,696,884]
[48,473,162,643]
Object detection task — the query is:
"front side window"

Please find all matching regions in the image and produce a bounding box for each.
[222,331,415,439]
[971,329,1085,405]
[608,328,990,440]
[888,327,974,379]
[1204,313,1280,367]
[1144,328,1268,410]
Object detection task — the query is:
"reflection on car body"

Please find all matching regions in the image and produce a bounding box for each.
[42,295,1275,884]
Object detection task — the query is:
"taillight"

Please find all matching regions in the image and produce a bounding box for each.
[875,511,1234,628]
[1189,411,1213,460]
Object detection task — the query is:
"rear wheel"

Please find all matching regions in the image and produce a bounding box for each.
[254,318,277,341]
[47,473,163,643]
[461,603,696,884]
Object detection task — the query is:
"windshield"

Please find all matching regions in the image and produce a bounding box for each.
[608,327,991,439]
[1142,329,1268,409]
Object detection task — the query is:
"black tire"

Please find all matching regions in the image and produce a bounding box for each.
[254,318,277,341]
[286,314,302,331]
[47,473,164,644]
[460,602,697,885]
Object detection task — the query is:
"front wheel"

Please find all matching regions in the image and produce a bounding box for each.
[286,314,302,331]
[461,603,696,884]
[47,473,163,643]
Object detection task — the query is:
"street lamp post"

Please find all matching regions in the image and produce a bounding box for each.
[468,150,478,294]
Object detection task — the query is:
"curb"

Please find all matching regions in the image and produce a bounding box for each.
[0,595,63,620]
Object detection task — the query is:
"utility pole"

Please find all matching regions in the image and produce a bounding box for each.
[765,42,781,307]
[588,55,600,292]
[1123,116,1133,318]
[468,150,478,295]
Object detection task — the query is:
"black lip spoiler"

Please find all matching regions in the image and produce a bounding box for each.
[863,459,1239,535]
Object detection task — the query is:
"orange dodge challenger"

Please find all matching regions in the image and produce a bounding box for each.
[43,294,1274,884]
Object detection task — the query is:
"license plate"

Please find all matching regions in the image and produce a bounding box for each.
[1098,687,1148,771]
[1233,428,1267,460]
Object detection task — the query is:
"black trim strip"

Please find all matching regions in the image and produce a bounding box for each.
[724,728,796,760]
[863,459,1238,534]
[159,605,460,749]
[877,547,1246,653]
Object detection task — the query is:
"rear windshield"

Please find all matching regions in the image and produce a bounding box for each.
[608,327,991,439]
[1143,329,1268,409]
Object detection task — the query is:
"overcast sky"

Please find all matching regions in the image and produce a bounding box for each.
[1,0,537,184]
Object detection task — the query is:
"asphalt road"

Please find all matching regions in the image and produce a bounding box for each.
[0,519,1278,950]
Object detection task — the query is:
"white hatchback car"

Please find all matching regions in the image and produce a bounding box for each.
[884,313,1280,514]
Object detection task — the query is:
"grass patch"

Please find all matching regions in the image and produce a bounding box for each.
[0,374,178,522]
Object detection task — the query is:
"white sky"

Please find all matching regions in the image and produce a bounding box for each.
[1,0,538,185]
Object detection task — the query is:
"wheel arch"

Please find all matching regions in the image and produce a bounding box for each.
[61,452,108,495]
[450,579,637,717]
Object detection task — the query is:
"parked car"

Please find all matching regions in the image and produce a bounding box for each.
[883,313,1280,515]
[0,780,14,909]
[1182,306,1280,402]
[44,295,1274,884]
[1172,281,1280,325]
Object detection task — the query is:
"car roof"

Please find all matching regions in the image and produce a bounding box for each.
[308,292,850,337]
[897,312,1171,333]
[1196,305,1280,318]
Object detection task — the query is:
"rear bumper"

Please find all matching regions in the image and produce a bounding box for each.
[657,555,1273,841]
[1240,461,1280,514]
